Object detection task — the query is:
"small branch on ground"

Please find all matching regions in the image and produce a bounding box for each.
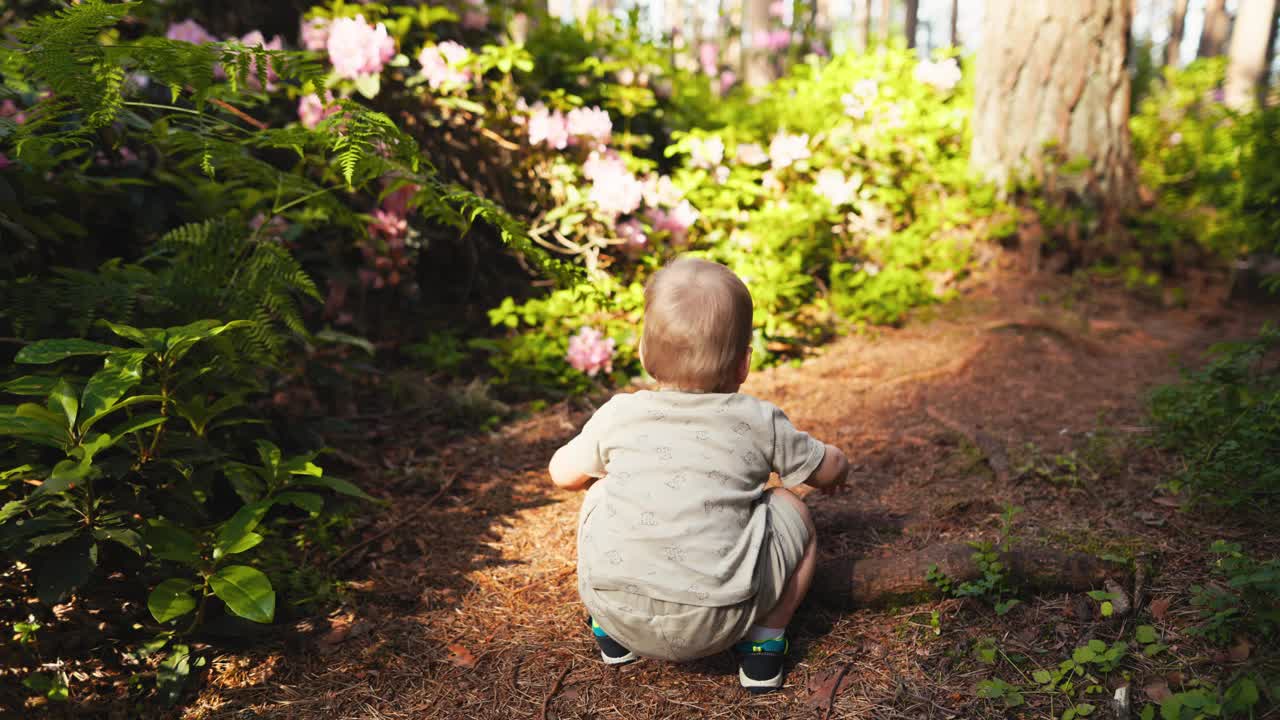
[822,662,854,720]
[539,662,573,720]
[328,472,458,568]
[924,404,1011,483]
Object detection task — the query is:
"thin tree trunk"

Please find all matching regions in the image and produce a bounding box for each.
[1165,0,1189,65]
[853,0,871,51]
[744,0,774,86]
[971,0,1137,219]
[951,0,960,46]
[1198,0,1230,57]
[1224,0,1279,108]
[879,0,892,44]
[904,0,919,48]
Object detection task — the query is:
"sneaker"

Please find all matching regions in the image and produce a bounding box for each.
[587,616,638,666]
[732,634,788,692]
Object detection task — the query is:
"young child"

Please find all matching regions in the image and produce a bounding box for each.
[548,256,849,692]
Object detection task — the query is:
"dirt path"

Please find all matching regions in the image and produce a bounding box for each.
[188,276,1273,719]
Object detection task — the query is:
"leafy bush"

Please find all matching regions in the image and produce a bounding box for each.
[1148,325,1279,508]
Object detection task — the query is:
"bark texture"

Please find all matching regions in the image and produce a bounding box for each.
[744,0,774,86]
[950,0,960,46]
[1166,0,1189,65]
[1198,0,1230,57]
[854,0,871,51]
[879,0,892,43]
[811,543,1131,609]
[1224,0,1279,108]
[971,0,1136,211]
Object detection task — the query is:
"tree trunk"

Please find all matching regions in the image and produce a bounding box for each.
[1198,0,1230,57]
[811,542,1131,609]
[904,0,919,48]
[853,0,871,51]
[951,0,960,47]
[971,0,1137,219]
[1165,0,1189,65]
[1224,0,1279,108]
[879,0,892,44]
[744,0,774,86]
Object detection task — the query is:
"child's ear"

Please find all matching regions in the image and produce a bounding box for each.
[735,347,752,384]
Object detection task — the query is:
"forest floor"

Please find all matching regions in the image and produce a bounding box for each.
[185,266,1277,720]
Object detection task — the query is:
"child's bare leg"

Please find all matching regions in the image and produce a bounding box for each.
[756,487,817,629]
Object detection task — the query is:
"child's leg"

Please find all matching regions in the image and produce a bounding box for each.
[755,487,817,630]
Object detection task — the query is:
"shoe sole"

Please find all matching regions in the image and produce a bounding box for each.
[601,650,639,666]
[738,666,783,691]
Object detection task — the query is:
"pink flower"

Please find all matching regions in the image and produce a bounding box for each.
[688,135,725,169]
[0,99,25,125]
[584,152,644,216]
[418,41,472,90]
[718,70,737,94]
[641,173,684,208]
[768,132,810,170]
[914,58,961,91]
[300,17,330,52]
[768,0,788,18]
[327,15,396,79]
[527,104,570,149]
[463,10,489,29]
[699,42,719,75]
[648,200,699,243]
[369,208,408,242]
[298,92,338,129]
[737,140,762,163]
[381,182,419,217]
[166,19,216,45]
[814,169,859,206]
[755,29,791,51]
[0,153,12,170]
[616,218,647,246]
[567,106,612,145]
[566,327,615,377]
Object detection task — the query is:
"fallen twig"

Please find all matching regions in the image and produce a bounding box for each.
[924,404,1011,484]
[328,472,458,568]
[539,662,573,720]
[822,663,855,720]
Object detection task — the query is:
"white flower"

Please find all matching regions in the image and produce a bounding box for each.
[814,169,860,207]
[914,58,962,91]
[768,132,810,170]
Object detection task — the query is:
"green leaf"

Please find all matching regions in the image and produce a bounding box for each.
[1075,703,1095,716]
[315,328,375,356]
[1033,669,1053,685]
[77,394,164,435]
[79,350,146,427]
[92,527,143,555]
[254,440,281,475]
[293,475,377,501]
[34,535,97,604]
[36,458,90,496]
[1140,705,1155,720]
[145,521,201,567]
[106,412,165,438]
[1101,601,1114,617]
[0,413,69,448]
[15,339,115,364]
[148,579,198,623]
[218,531,263,557]
[1073,646,1096,664]
[2,375,60,396]
[1087,639,1106,653]
[46,379,79,430]
[277,491,322,514]
[97,320,153,348]
[216,501,269,556]
[163,320,250,363]
[1135,625,1158,644]
[208,565,275,623]
[354,72,380,99]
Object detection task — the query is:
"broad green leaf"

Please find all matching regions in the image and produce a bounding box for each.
[1101,601,1114,617]
[0,414,69,448]
[0,500,27,524]
[277,491,322,514]
[224,465,265,503]
[15,339,115,365]
[1072,646,1096,664]
[1032,669,1052,685]
[28,528,81,550]
[2,375,59,396]
[79,350,147,427]
[106,412,165,438]
[216,501,269,555]
[217,531,263,557]
[163,320,250,363]
[354,72,380,99]
[1087,639,1106,653]
[254,440,281,475]
[34,535,97,604]
[35,459,91,496]
[145,521,201,567]
[1074,703,1095,716]
[1135,625,1157,644]
[77,432,115,463]
[293,475,377,501]
[284,459,323,477]
[77,394,164,435]
[315,329,375,356]
[93,527,143,555]
[208,565,275,623]
[97,319,153,348]
[148,578,198,623]
[46,379,79,429]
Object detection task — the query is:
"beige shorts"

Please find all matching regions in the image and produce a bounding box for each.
[579,490,811,662]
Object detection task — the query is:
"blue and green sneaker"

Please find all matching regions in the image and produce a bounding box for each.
[588,616,638,666]
[732,634,789,692]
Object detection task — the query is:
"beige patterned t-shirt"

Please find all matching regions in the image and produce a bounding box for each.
[563,390,826,607]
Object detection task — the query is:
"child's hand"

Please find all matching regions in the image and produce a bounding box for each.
[807,443,849,493]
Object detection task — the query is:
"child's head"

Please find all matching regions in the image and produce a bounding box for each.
[640,257,753,393]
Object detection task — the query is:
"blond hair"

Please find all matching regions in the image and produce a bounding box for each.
[640,257,753,392]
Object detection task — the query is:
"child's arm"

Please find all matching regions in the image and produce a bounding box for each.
[548,445,599,491]
[547,401,615,491]
[802,443,849,492]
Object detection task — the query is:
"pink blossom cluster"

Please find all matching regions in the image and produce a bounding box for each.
[719,70,737,94]
[418,41,472,90]
[615,218,647,247]
[687,135,725,169]
[462,0,489,29]
[327,15,396,79]
[841,79,878,119]
[641,173,685,208]
[735,142,769,166]
[527,104,612,149]
[754,29,792,51]
[814,169,859,206]
[166,19,216,45]
[914,58,962,91]
[0,99,26,126]
[768,0,788,17]
[698,42,719,76]
[359,184,418,289]
[298,91,339,129]
[300,17,330,52]
[647,200,699,244]
[768,132,811,170]
[584,151,644,216]
[566,327,615,377]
